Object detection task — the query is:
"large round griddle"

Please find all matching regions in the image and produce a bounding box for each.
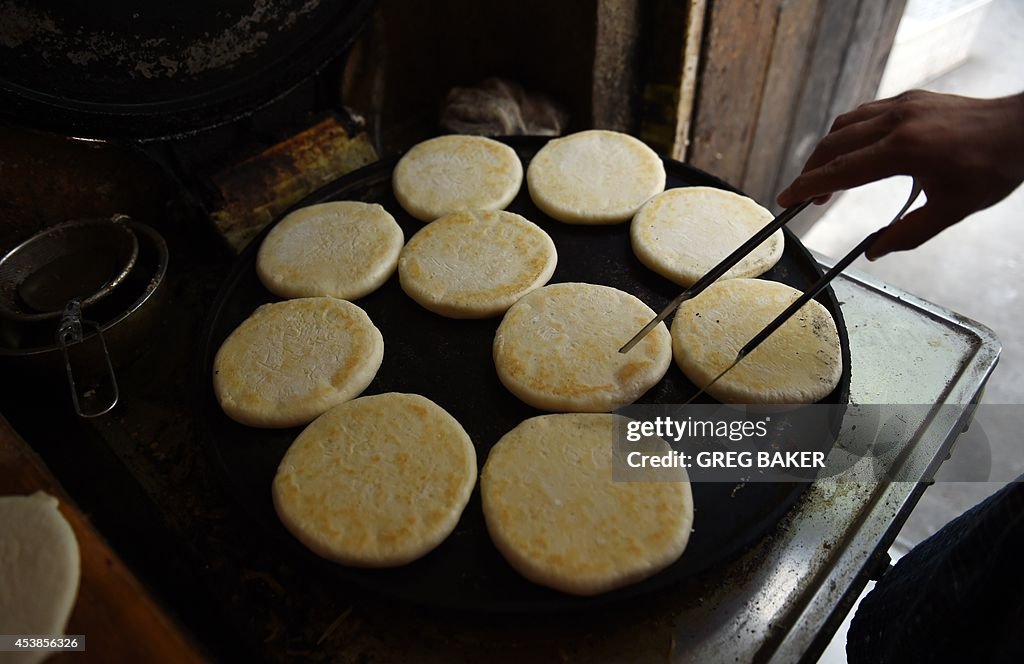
[0,1,375,140]
[197,137,851,612]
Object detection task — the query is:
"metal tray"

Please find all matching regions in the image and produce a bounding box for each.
[196,136,851,612]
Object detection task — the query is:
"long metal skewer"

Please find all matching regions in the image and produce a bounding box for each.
[680,180,923,406]
[618,199,813,354]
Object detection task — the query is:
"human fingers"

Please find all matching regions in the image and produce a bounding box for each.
[827,89,934,132]
[828,95,898,132]
[865,203,963,260]
[777,141,902,207]
[802,111,898,174]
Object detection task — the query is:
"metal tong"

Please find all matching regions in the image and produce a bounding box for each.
[619,199,813,354]
[620,180,923,402]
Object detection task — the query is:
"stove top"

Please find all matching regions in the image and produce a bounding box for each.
[0,247,999,662]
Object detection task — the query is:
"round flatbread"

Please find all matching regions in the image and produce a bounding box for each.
[0,492,80,663]
[631,186,784,286]
[256,201,403,300]
[273,393,477,567]
[672,278,842,403]
[481,413,693,596]
[392,135,523,222]
[398,209,557,318]
[493,282,671,412]
[213,297,384,428]
[526,130,666,225]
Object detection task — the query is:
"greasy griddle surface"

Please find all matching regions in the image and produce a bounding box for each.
[198,137,851,612]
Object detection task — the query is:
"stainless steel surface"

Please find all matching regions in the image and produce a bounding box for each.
[2,249,996,661]
[668,257,999,663]
[618,200,812,354]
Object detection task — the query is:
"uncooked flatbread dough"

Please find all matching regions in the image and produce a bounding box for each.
[0,492,80,664]
[631,186,783,286]
[256,201,403,300]
[273,393,477,567]
[672,278,842,403]
[526,130,666,225]
[213,297,383,428]
[493,282,671,412]
[398,209,557,318]
[481,413,693,596]
[392,135,523,222]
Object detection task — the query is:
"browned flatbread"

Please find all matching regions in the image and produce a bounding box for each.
[213,297,383,428]
[399,209,557,318]
[273,393,477,567]
[493,282,671,412]
[481,414,693,595]
[672,278,842,403]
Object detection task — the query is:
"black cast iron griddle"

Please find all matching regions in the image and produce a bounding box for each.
[198,136,851,612]
[0,0,375,140]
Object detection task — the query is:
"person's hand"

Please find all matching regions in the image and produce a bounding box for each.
[776,90,1024,259]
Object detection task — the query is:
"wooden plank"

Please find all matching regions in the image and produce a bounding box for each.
[828,0,890,122]
[857,0,910,103]
[743,0,820,206]
[672,0,708,160]
[0,416,205,664]
[774,0,862,208]
[593,0,644,131]
[687,0,780,185]
[635,0,705,158]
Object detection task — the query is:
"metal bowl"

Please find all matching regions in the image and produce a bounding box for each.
[0,220,169,415]
[0,216,139,323]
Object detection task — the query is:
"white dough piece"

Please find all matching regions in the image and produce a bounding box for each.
[273,393,477,567]
[481,414,693,596]
[0,492,80,664]
[493,282,672,412]
[392,135,523,222]
[631,186,784,286]
[398,209,557,318]
[671,278,842,404]
[526,130,666,225]
[213,297,384,428]
[256,201,403,300]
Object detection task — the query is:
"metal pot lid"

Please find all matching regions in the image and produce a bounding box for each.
[0,0,377,141]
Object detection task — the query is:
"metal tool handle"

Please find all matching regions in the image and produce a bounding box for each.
[736,232,880,360]
[57,299,119,418]
[680,180,923,406]
[737,180,923,361]
[619,199,813,353]
[686,199,812,298]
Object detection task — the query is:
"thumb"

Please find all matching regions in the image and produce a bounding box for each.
[865,203,961,260]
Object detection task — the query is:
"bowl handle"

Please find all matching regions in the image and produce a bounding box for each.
[57,300,119,418]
